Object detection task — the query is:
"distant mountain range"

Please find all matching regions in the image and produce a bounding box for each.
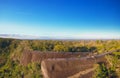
[0,34,52,40]
[0,34,119,40]
[0,34,76,40]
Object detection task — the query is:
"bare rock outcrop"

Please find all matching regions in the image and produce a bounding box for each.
[20,51,89,65]
[41,56,107,78]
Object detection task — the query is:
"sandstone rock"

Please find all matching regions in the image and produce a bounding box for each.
[20,51,89,65]
[41,56,107,78]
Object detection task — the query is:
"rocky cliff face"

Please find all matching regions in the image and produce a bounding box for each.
[20,51,89,65]
[41,57,107,78]
[20,51,107,78]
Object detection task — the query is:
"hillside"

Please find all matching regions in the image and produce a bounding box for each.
[0,38,120,78]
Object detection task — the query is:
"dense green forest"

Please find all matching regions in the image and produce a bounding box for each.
[0,38,120,78]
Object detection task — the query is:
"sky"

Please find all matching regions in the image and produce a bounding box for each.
[0,0,120,39]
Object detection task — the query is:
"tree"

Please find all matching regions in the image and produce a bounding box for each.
[53,45,68,52]
[93,63,108,78]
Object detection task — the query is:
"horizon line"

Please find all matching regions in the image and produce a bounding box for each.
[0,34,120,40]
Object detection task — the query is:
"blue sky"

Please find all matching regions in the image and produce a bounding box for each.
[0,0,120,39]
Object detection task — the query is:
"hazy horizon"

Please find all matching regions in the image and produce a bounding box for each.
[0,0,120,39]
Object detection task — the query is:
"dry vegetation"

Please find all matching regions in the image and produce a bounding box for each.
[0,38,120,78]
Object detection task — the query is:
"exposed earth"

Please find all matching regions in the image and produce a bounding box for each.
[20,51,112,78]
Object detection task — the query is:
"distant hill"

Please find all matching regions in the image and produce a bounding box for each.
[0,34,79,40]
[0,34,52,40]
[0,34,119,40]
